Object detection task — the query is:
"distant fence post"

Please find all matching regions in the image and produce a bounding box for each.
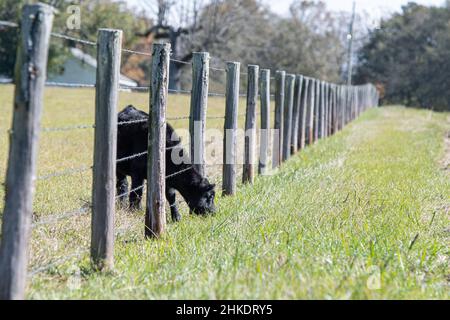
[243,65,259,184]
[272,71,285,168]
[324,82,329,138]
[190,52,209,176]
[282,74,295,162]
[320,81,326,139]
[145,43,170,238]
[91,29,123,270]
[258,69,270,175]
[291,75,303,155]
[0,3,54,300]
[223,61,240,196]
[327,83,332,136]
[308,78,316,145]
[332,85,338,135]
[314,80,320,142]
[299,77,309,149]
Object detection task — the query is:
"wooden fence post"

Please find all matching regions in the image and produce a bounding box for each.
[243,65,259,184]
[91,29,123,270]
[299,77,309,150]
[223,62,240,196]
[314,80,320,142]
[327,83,332,136]
[145,43,170,238]
[190,52,209,176]
[282,74,295,162]
[0,4,54,300]
[291,75,303,155]
[308,78,316,145]
[324,82,329,138]
[320,81,326,139]
[332,85,338,135]
[272,71,285,168]
[258,69,270,175]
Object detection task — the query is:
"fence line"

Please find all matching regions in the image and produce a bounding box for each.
[0,10,379,300]
[37,166,92,181]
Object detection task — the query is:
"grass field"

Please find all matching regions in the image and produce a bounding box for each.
[0,85,449,299]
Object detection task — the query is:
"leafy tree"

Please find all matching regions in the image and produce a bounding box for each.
[355,3,450,111]
[0,0,149,78]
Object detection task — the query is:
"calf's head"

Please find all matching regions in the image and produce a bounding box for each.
[188,178,216,215]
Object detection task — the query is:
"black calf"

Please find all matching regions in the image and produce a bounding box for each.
[116,105,216,221]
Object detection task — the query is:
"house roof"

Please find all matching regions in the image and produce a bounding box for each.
[70,48,138,87]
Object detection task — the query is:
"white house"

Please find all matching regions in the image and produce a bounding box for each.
[48,47,138,87]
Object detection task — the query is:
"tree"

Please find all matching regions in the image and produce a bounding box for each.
[0,0,149,78]
[355,3,450,111]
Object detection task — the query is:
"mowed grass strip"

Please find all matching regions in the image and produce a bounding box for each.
[0,85,449,299]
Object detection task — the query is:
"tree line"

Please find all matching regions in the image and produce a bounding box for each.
[355,2,450,111]
[0,0,355,89]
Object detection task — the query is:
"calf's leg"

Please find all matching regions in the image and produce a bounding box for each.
[116,172,128,207]
[130,175,144,211]
[166,187,181,222]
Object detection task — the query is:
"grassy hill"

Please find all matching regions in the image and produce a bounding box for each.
[0,85,449,299]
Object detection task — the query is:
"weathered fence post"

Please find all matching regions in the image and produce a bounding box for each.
[0,3,54,300]
[272,71,285,168]
[314,80,320,142]
[299,77,309,149]
[324,82,329,138]
[91,29,123,270]
[243,65,259,184]
[223,62,240,196]
[332,85,338,135]
[327,83,332,136]
[291,75,303,155]
[190,52,209,176]
[282,74,295,162]
[145,43,170,238]
[308,78,316,145]
[320,81,326,139]
[258,69,270,175]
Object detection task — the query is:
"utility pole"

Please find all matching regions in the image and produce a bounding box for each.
[346,1,356,86]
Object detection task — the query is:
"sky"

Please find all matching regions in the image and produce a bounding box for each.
[126,0,446,28]
[263,0,446,17]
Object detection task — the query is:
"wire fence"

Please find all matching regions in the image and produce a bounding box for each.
[0,15,379,288]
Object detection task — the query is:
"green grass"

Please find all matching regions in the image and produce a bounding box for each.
[0,85,449,299]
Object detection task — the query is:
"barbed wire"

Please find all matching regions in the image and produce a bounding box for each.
[118,119,147,126]
[37,166,92,181]
[206,115,225,120]
[166,166,193,180]
[122,48,151,57]
[41,124,94,132]
[51,32,96,46]
[32,206,90,228]
[167,115,190,121]
[116,184,145,200]
[0,21,18,28]
[170,58,191,66]
[0,78,13,84]
[168,88,191,94]
[117,151,147,164]
[208,92,226,97]
[46,81,95,88]
[29,249,89,277]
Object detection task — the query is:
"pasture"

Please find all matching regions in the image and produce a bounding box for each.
[0,85,449,299]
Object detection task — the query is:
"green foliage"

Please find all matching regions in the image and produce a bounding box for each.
[0,0,149,77]
[0,0,24,77]
[356,3,450,111]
